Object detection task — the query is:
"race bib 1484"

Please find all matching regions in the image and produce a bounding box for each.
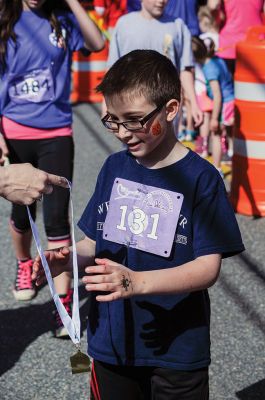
[8,68,55,104]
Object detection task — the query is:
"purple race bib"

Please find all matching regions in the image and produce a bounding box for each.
[8,68,55,104]
[103,178,184,257]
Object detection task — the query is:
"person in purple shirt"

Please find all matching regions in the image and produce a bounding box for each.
[0,0,104,337]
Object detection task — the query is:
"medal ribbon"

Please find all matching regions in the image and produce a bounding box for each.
[27,180,80,345]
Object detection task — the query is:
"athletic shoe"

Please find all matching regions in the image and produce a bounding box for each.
[54,289,73,338]
[13,259,36,301]
[178,129,186,142]
[227,148,233,158]
[185,130,197,142]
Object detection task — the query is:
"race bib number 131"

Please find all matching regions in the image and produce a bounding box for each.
[103,178,184,257]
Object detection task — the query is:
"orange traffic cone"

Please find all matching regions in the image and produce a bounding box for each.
[70,6,109,104]
[230,26,265,217]
[71,44,108,104]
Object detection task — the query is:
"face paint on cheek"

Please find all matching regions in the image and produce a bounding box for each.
[151,121,162,136]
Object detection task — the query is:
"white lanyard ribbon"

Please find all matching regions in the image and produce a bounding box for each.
[27,180,80,345]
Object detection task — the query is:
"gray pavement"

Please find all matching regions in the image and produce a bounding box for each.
[0,103,264,400]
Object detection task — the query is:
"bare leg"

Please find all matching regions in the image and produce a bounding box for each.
[185,98,196,141]
[199,112,210,157]
[211,130,222,170]
[9,223,32,260]
[226,125,233,157]
[47,239,72,295]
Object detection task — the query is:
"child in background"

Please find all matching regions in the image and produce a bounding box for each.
[107,0,203,129]
[198,5,219,51]
[184,4,219,148]
[193,62,213,157]
[33,50,244,399]
[192,37,234,176]
[195,6,220,157]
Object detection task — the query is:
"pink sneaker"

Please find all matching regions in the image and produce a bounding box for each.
[54,289,73,338]
[13,259,36,301]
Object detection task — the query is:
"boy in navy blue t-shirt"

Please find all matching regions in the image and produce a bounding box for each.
[33,50,244,400]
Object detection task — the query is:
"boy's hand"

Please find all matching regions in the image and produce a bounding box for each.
[210,118,219,132]
[82,258,136,301]
[32,247,71,286]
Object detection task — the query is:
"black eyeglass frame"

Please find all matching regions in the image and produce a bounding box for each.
[101,103,164,132]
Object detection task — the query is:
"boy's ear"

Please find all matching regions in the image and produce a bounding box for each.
[165,99,180,121]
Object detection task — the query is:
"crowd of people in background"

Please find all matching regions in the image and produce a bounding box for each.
[101,0,265,178]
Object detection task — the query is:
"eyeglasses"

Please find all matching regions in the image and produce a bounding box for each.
[101,104,164,132]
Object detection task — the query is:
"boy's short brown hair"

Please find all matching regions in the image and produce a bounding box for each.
[96,49,181,105]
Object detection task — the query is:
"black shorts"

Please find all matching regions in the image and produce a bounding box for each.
[7,136,74,240]
[90,360,209,400]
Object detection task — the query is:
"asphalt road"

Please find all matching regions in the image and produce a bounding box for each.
[0,103,264,400]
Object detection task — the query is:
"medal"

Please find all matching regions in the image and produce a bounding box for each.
[28,180,90,375]
[70,345,91,374]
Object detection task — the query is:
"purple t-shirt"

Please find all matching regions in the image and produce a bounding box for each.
[78,149,244,370]
[0,10,85,128]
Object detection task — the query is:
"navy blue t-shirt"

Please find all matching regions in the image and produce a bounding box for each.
[78,149,244,370]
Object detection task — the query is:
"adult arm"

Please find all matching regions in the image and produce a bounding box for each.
[177,20,203,127]
[180,69,204,127]
[82,253,222,301]
[64,0,104,51]
[0,163,68,205]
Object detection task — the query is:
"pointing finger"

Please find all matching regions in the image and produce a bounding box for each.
[46,174,69,188]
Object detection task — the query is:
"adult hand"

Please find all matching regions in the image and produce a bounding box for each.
[82,258,136,301]
[0,134,9,165]
[32,247,71,287]
[191,102,204,128]
[0,163,69,205]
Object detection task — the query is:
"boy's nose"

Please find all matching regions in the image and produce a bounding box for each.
[117,124,132,139]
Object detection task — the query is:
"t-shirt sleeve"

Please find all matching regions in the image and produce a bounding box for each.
[78,190,98,240]
[175,19,194,71]
[62,12,87,52]
[203,60,220,82]
[192,173,245,259]
[77,161,106,240]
